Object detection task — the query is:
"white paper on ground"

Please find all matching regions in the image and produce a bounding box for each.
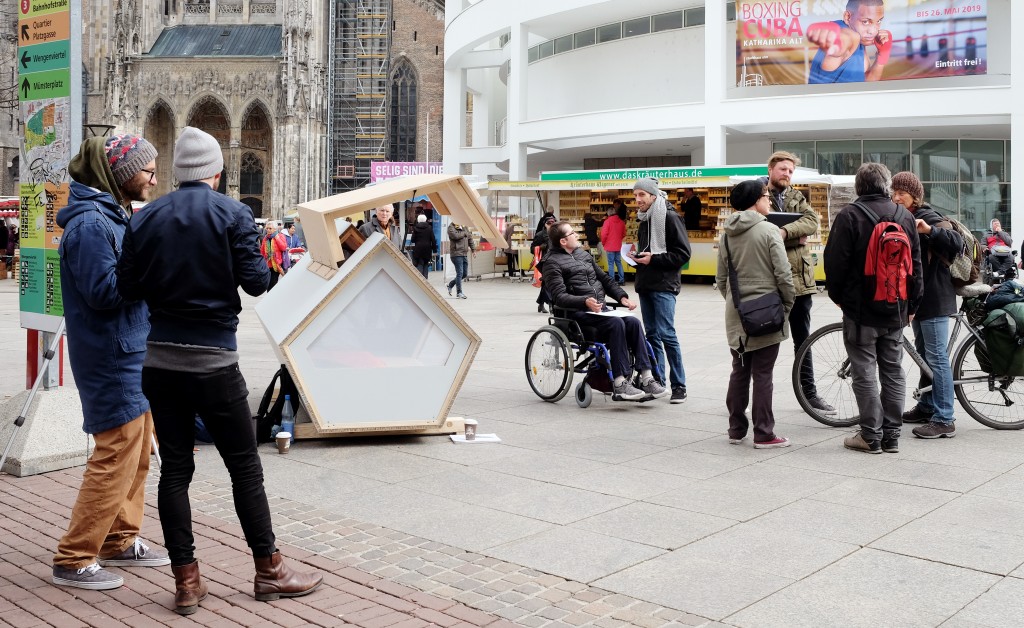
[450,434,502,444]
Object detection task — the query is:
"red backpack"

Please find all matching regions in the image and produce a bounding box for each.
[855,202,913,310]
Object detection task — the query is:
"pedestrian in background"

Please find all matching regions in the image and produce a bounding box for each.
[359,204,403,248]
[410,213,436,279]
[52,134,170,591]
[601,201,627,285]
[716,180,794,449]
[447,221,475,299]
[118,126,321,615]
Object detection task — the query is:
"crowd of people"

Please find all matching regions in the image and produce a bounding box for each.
[538,150,997,453]
[47,126,1008,616]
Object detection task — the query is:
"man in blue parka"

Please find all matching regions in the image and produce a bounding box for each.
[52,134,170,591]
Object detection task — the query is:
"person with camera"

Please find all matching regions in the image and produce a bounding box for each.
[715,180,795,449]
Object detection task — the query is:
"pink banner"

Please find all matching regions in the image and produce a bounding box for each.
[370,162,444,182]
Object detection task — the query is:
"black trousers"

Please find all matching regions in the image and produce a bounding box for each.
[790,293,817,396]
[143,364,277,566]
[727,343,781,443]
[573,312,652,378]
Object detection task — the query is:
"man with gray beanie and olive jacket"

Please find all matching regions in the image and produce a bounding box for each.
[118,126,321,615]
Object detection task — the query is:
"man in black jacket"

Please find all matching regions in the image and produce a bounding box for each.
[824,163,923,454]
[117,127,321,615]
[543,220,668,401]
[628,178,692,403]
[891,171,963,440]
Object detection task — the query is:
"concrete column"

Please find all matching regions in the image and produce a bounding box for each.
[228,126,241,200]
[1012,0,1023,244]
[506,23,529,217]
[703,0,726,166]
[442,68,467,175]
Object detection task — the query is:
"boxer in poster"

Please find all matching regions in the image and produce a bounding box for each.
[736,0,988,86]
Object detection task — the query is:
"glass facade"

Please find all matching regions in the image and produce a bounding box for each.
[773,139,1013,233]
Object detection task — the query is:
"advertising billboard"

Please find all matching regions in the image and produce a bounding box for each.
[736,0,987,86]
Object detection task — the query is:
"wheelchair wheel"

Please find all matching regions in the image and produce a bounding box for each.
[575,382,592,408]
[526,326,573,402]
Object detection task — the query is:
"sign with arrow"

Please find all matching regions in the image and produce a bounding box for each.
[18,40,70,74]
[18,69,70,101]
[18,12,70,46]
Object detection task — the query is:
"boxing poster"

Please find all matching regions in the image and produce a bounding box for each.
[736,0,987,86]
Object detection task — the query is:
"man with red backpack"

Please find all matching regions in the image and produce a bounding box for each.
[824,163,923,454]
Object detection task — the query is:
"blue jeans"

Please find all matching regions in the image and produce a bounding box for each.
[606,251,624,282]
[638,291,685,388]
[912,316,955,424]
[448,255,468,294]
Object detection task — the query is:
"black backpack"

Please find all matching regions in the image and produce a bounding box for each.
[253,365,300,443]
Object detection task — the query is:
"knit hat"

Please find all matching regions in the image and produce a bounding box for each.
[729,180,765,210]
[633,177,661,196]
[892,171,924,203]
[173,126,224,182]
[104,134,157,187]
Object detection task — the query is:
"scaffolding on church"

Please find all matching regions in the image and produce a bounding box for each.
[328,0,391,194]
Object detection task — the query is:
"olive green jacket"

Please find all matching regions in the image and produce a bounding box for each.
[769,186,819,297]
[716,210,795,353]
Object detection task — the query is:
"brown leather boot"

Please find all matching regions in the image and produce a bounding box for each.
[171,560,208,615]
[253,551,323,601]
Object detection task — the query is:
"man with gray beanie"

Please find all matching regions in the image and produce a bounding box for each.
[52,133,170,591]
[628,177,691,403]
[118,126,321,614]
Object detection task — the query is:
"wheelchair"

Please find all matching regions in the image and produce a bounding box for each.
[524,304,662,407]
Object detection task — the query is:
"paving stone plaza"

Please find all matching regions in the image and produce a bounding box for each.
[3,276,1024,627]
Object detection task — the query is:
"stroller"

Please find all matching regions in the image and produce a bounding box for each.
[983,245,1019,286]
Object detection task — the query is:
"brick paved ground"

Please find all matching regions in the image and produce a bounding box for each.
[0,468,527,628]
[0,468,714,628]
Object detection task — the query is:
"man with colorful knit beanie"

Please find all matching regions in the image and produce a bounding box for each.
[53,134,170,591]
[117,127,321,615]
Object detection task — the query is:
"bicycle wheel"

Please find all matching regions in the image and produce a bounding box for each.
[793,322,860,428]
[952,334,1024,429]
[525,326,573,402]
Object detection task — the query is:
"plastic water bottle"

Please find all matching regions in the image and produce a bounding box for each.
[280,395,295,444]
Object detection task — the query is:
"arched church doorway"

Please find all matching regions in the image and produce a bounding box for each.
[241,102,272,216]
[186,96,230,194]
[144,101,175,199]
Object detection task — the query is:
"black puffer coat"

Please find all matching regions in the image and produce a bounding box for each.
[410,221,436,264]
[542,245,627,311]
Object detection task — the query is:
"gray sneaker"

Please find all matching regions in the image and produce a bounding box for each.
[640,378,670,399]
[52,563,124,590]
[98,538,171,567]
[612,380,647,401]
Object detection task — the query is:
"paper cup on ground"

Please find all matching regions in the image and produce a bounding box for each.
[276,432,292,453]
[464,419,478,441]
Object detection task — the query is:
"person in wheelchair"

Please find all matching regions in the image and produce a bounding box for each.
[542,220,669,401]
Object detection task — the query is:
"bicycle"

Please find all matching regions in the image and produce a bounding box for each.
[793,296,1024,430]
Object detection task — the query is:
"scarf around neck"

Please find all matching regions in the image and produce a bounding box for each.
[637,191,668,255]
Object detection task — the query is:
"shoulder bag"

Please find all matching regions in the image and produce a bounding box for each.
[725,235,785,338]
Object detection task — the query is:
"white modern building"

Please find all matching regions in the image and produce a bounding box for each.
[443,0,1021,238]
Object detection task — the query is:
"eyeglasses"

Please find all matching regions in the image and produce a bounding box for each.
[561,230,576,238]
[140,168,157,183]
[761,192,771,198]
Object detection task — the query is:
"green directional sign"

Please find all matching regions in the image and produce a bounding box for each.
[18,68,70,101]
[18,40,69,74]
